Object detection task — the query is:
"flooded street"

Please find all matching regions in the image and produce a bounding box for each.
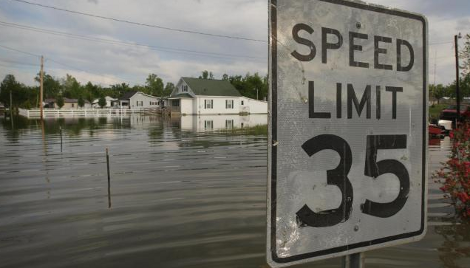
[0,115,469,268]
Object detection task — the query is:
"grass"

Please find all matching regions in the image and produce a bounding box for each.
[429,104,447,121]
[216,124,268,136]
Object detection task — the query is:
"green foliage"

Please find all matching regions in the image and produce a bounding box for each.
[145,74,164,96]
[429,104,447,120]
[429,84,448,104]
[163,82,175,96]
[199,70,214,80]
[35,72,60,99]
[57,95,65,109]
[1,74,37,108]
[2,70,271,109]
[78,96,85,108]
[98,96,106,108]
[229,73,268,100]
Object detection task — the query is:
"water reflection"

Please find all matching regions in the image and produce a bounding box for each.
[0,114,467,268]
[180,114,267,132]
[435,220,470,268]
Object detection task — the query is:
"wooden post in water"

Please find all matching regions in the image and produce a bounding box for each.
[40,56,44,120]
[342,253,364,268]
[106,148,111,208]
[9,90,14,129]
[59,127,63,152]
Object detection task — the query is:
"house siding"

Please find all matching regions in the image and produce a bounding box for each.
[128,92,160,109]
[196,96,241,115]
[240,97,268,114]
[180,114,267,132]
[180,98,193,115]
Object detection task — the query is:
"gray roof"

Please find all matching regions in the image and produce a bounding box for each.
[180,77,241,97]
[119,91,138,100]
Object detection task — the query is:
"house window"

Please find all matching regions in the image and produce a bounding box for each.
[205,120,213,130]
[182,85,188,92]
[71,103,74,108]
[171,100,180,107]
[226,100,234,109]
[225,120,234,129]
[241,100,244,105]
[204,99,213,109]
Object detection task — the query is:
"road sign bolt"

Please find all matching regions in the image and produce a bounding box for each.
[354,225,359,232]
[356,22,362,29]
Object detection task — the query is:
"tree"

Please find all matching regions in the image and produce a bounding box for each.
[222,73,229,80]
[0,74,22,107]
[429,84,447,104]
[98,96,106,108]
[78,96,85,108]
[57,95,65,109]
[111,83,131,98]
[35,72,60,99]
[163,82,175,96]
[228,73,268,100]
[200,70,209,79]
[145,73,164,96]
[61,74,82,99]
[0,74,34,108]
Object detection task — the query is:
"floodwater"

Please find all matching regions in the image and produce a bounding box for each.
[0,114,468,268]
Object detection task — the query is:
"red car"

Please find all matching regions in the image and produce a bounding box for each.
[439,105,470,121]
[439,105,470,128]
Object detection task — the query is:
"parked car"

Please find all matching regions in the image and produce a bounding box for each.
[440,105,470,120]
[439,105,470,130]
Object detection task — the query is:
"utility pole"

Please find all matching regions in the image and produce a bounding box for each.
[40,55,44,120]
[10,90,14,129]
[455,34,462,122]
[9,90,12,115]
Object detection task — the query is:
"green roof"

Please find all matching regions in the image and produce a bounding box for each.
[182,77,241,97]
[176,93,193,98]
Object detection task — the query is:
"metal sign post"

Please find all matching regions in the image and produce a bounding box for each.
[267,0,428,267]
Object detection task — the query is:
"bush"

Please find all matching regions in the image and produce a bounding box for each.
[98,96,106,108]
[435,122,470,218]
[57,96,64,109]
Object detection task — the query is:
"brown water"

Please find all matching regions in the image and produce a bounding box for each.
[0,115,468,268]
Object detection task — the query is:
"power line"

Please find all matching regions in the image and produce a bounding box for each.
[10,0,267,43]
[0,44,41,58]
[0,44,141,85]
[0,58,39,67]
[0,21,266,61]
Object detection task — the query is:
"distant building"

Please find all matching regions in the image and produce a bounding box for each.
[43,98,91,109]
[168,77,267,115]
[118,91,161,109]
[92,96,118,108]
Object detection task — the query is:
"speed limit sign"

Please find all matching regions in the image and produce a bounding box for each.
[267,0,428,266]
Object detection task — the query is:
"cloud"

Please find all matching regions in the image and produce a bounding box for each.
[0,0,469,87]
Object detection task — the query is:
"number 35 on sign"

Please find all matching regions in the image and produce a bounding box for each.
[267,0,428,267]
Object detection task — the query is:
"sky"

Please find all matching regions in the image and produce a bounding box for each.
[0,0,469,87]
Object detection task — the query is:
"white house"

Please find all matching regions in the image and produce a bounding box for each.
[168,77,267,115]
[92,96,117,108]
[43,98,91,109]
[180,114,267,132]
[118,91,161,109]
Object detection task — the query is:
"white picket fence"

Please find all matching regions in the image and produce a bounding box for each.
[18,108,147,118]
